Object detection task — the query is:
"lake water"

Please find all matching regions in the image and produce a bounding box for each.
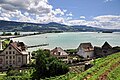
[11,32,120,52]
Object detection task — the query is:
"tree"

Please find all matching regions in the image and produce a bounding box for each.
[1,32,12,36]
[2,32,6,36]
[31,49,69,80]
[14,32,20,35]
[32,49,48,79]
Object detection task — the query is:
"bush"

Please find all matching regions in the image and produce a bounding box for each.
[4,76,31,80]
[7,70,23,76]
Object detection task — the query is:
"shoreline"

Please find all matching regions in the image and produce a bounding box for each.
[1,31,119,39]
[0,31,63,39]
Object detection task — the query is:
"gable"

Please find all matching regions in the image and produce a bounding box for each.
[2,44,22,55]
[51,47,68,56]
[102,42,112,49]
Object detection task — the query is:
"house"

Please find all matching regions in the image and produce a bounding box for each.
[68,53,81,63]
[50,47,69,63]
[94,41,115,57]
[0,41,31,69]
[77,43,94,58]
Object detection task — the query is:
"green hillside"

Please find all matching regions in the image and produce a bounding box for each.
[45,52,120,80]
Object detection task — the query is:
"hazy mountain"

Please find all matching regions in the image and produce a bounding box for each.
[0,20,120,32]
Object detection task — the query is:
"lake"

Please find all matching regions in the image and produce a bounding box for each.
[11,32,120,52]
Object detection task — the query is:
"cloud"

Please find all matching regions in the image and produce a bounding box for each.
[66,13,73,16]
[67,20,86,25]
[104,0,113,2]
[93,15,120,29]
[67,19,102,28]
[93,15,120,22]
[80,16,85,19]
[66,15,120,29]
[53,8,65,16]
[0,0,120,29]
[0,0,66,23]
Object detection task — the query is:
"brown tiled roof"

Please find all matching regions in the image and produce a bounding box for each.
[9,42,27,55]
[78,43,94,52]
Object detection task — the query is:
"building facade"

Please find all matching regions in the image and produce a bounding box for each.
[51,47,69,63]
[0,41,30,69]
[77,43,94,58]
[94,42,115,57]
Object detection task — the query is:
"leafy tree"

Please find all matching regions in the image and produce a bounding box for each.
[14,32,20,35]
[32,49,69,80]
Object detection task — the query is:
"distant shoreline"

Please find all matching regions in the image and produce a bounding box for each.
[0,31,63,39]
[1,31,120,40]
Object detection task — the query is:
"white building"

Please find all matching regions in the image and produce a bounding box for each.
[0,41,30,69]
[77,43,94,58]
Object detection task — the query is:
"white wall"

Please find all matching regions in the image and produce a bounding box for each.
[1,45,28,68]
[77,49,94,58]
[84,51,94,58]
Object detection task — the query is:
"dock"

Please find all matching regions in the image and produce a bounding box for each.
[27,44,49,48]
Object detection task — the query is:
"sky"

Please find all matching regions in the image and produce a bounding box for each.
[0,0,120,29]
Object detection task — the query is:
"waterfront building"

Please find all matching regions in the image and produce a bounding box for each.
[77,43,94,58]
[94,41,116,57]
[0,41,31,69]
[50,47,69,63]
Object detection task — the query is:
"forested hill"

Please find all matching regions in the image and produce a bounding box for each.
[0,20,120,32]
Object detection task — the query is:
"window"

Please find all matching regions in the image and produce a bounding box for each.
[9,56,12,59]
[58,52,61,55]
[87,55,89,58]
[9,51,11,54]
[6,61,8,64]
[87,47,90,50]
[6,56,8,59]
[18,57,21,62]
[13,61,15,64]
[0,58,2,64]
[103,51,107,53]
[6,51,8,54]
[9,60,12,64]
[13,56,15,59]
[9,47,12,50]
[13,51,15,54]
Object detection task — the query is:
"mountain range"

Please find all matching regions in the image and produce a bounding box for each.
[0,20,120,32]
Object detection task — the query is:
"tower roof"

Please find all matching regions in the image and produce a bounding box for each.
[102,41,112,49]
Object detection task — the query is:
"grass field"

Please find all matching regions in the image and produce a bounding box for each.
[46,52,120,80]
